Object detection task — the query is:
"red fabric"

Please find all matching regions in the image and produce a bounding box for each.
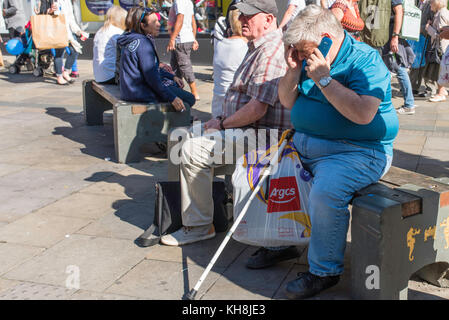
[331,0,364,37]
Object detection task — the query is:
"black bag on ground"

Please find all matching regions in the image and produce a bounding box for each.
[136,181,230,247]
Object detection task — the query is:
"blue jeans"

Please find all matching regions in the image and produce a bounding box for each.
[54,45,78,76]
[166,84,196,108]
[66,47,78,72]
[396,67,415,108]
[293,132,392,276]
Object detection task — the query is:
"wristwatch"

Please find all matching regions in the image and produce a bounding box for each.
[216,116,226,130]
[392,32,400,37]
[318,76,333,89]
[219,117,226,130]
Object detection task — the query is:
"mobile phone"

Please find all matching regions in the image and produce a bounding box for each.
[317,36,333,58]
[300,36,333,82]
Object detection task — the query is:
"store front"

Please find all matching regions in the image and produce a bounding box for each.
[1,0,290,64]
[79,0,289,64]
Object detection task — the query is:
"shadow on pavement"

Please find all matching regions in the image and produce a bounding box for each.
[194,71,213,83]
[46,107,116,161]
[0,69,56,84]
[393,149,449,178]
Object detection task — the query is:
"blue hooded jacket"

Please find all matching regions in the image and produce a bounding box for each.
[117,32,177,103]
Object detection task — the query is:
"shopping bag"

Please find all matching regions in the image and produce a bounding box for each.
[232,131,313,247]
[437,46,449,87]
[400,0,421,41]
[30,14,69,50]
[408,35,428,69]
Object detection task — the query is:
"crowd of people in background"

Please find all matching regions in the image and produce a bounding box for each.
[1,0,449,113]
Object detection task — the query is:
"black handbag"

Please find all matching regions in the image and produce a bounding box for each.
[426,38,443,64]
[135,181,230,247]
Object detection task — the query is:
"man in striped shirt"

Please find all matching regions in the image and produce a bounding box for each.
[161,0,292,247]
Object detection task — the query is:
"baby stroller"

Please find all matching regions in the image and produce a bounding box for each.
[7,21,54,77]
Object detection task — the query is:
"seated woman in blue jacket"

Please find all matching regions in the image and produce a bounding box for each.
[117,6,195,112]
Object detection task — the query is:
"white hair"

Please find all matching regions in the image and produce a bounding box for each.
[283,4,344,46]
[431,0,446,10]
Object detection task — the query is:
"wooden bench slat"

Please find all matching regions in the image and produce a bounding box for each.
[92,82,176,114]
[382,166,449,191]
[91,82,120,105]
[382,166,449,208]
[355,183,422,218]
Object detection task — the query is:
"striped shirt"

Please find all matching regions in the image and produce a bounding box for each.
[222,28,292,131]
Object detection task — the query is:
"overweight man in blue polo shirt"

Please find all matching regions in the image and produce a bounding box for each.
[277,5,399,299]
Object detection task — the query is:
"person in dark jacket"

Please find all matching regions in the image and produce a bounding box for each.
[117,6,195,111]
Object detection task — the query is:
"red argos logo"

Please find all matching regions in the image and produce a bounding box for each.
[267,176,301,213]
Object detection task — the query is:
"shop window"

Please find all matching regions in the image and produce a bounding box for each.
[80,0,233,34]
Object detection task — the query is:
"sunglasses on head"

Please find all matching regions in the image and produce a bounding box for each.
[140,7,160,23]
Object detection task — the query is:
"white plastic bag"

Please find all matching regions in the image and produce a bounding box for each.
[438,46,449,87]
[232,131,313,247]
[400,0,421,41]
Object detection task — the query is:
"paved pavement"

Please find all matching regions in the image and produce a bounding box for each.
[0,56,448,300]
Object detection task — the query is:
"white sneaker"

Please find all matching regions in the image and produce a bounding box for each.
[396,106,415,115]
[160,224,216,246]
[429,95,447,102]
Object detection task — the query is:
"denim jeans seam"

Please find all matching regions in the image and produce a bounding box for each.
[325,208,345,270]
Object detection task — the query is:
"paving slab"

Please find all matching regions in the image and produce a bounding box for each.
[200,247,297,300]
[0,163,29,177]
[36,192,125,220]
[0,278,20,294]
[0,243,45,276]
[393,134,427,146]
[0,281,77,300]
[0,191,56,223]
[3,234,149,292]
[145,236,247,269]
[76,200,154,240]
[106,259,224,300]
[69,290,139,300]
[0,212,93,248]
[79,169,156,200]
[0,168,93,201]
[423,136,449,151]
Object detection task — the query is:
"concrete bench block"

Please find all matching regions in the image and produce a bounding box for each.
[83,80,191,163]
[351,183,449,299]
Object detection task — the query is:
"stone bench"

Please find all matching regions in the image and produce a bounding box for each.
[167,133,449,299]
[351,166,449,299]
[82,80,191,163]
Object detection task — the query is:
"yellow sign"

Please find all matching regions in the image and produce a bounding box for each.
[221,0,232,16]
[81,0,114,22]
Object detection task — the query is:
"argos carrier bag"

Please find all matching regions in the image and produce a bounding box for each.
[232,131,313,247]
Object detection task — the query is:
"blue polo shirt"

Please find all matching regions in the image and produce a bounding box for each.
[290,32,399,156]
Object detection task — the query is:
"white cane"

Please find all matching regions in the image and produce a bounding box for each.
[183,130,295,300]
